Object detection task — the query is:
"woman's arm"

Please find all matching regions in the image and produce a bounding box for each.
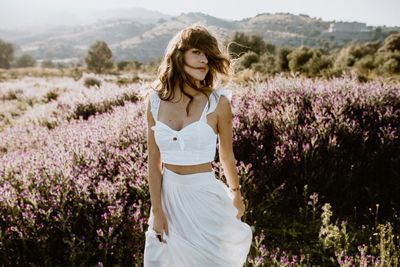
[217,95,242,199]
[146,98,163,214]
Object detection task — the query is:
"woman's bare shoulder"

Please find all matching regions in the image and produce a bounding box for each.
[217,95,231,115]
[216,88,232,101]
[215,91,232,118]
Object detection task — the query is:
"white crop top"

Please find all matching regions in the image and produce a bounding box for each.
[150,89,232,165]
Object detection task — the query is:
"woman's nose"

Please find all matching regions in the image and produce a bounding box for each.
[200,54,208,64]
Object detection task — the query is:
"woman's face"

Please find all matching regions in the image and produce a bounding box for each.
[182,48,209,82]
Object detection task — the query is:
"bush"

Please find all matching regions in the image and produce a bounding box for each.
[0,39,14,69]
[15,54,36,68]
[229,32,275,58]
[1,77,399,265]
[43,90,60,103]
[252,53,276,74]
[232,78,400,222]
[334,42,380,70]
[381,57,400,74]
[117,61,130,71]
[41,60,55,68]
[375,51,400,75]
[0,89,23,101]
[287,46,315,73]
[71,68,83,81]
[85,41,114,74]
[275,47,293,72]
[84,77,101,88]
[354,54,375,71]
[378,32,400,53]
[116,74,140,86]
[237,51,259,70]
[0,106,149,265]
[306,54,333,77]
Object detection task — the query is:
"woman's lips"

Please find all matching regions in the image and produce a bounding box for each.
[185,63,208,72]
[197,67,208,72]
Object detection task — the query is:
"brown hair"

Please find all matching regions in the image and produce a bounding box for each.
[154,24,230,116]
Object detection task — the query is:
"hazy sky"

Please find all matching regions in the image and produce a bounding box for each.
[1,0,399,28]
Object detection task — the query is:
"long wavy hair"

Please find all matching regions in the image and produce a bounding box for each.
[154,25,230,116]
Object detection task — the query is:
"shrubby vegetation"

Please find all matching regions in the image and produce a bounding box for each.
[229,32,400,81]
[0,39,14,69]
[0,27,399,266]
[0,40,36,69]
[84,76,102,88]
[0,77,141,131]
[1,29,399,82]
[14,54,36,68]
[0,77,399,266]
[41,60,56,69]
[231,78,400,266]
[85,41,114,74]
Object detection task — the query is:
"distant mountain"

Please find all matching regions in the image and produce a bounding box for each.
[13,20,154,60]
[0,7,170,30]
[92,8,171,24]
[0,10,398,63]
[237,13,331,46]
[113,12,237,62]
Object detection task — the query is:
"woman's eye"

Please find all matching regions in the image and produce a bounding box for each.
[193,50,201,55]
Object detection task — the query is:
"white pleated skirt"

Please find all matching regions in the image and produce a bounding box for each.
[144,167,253,267]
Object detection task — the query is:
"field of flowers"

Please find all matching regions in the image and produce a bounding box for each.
[0,75,399,266]
[0,74,141,132]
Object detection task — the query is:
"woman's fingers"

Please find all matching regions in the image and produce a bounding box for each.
[156,232,163,242]
[153,220,169,242]
[164,222,169,236]
[236,212,243,219]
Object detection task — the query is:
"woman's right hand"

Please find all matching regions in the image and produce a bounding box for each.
[152,209,169,243]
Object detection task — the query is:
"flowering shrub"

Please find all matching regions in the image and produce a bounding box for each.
[84,76,101,88]
[0,76,141,131]
[0,102,150,265]
[247,233,308,267]
[0,76,399,265]
[230,76,399,220]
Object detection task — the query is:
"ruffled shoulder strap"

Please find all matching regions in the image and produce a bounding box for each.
[149,90,160,120]
[206,88,233,115]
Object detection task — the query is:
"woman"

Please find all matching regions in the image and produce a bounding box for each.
[144,25,252,266]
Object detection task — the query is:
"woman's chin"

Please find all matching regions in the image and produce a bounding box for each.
[196,74,208,81]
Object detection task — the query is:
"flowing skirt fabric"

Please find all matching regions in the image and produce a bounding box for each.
[144,167,253,267]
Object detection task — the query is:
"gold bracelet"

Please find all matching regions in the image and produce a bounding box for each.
[230,185,241,192]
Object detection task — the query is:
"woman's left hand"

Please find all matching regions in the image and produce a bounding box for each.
[232,194,245,220]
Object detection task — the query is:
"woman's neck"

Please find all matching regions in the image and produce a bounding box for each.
[173,83,203,101]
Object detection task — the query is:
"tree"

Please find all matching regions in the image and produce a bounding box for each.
[117,60,130,71]
[287,46,314,73]
[378,33,400,53]
[376,51,400,74]
[275,47,293,72]
[15,54,36,68]
[334,42,379,70]
[235,51,259,71]
[287,46,331,76]
[0,39,14,69]
[354,55,375,71]
[380,56,400,74]
[85,41,114,73]
[374,33,400,74]
[41,60,55,68]
[306,53,332,76]
[228,32,275,58]
[253,53,276,74]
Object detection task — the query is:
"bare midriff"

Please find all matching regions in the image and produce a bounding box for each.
[164,162,213,175]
